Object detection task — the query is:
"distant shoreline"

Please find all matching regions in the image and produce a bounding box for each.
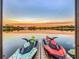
[3,30,75,35]
[3,25,75,31]
[3,25,75,35]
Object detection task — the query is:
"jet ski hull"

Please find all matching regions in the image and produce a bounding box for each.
[9,48,37,59]
[9,40,38,59]
[43,38,66,59]
[44,47,65,59]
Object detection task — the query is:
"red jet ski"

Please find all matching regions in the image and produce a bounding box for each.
[42,36,66,59]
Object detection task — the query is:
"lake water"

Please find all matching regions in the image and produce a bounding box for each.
[3,31,75,59]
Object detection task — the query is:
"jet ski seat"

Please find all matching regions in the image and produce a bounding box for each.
[34,40,38,47]
[49,41,60,50]
[19,44,34,54]
[43,39,48,45]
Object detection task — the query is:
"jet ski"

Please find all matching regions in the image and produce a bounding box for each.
[68,49,75,58]
[9,36,38,59]
[42,36,66,59]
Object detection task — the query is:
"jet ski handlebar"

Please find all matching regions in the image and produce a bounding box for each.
[22,38,29,42]
[46,36,58,40]
[51,37,58,40]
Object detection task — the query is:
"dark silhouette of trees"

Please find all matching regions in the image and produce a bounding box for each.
[3,25,25,31]
[3,25,75,31]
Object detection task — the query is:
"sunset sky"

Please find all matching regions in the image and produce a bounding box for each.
[3,0,75,23]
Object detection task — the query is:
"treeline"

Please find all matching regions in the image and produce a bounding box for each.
[3,26,25,31]
[3,25,75,31]
[28,26,75,30]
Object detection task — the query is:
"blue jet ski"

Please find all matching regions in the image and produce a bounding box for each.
[9,37,38,59]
